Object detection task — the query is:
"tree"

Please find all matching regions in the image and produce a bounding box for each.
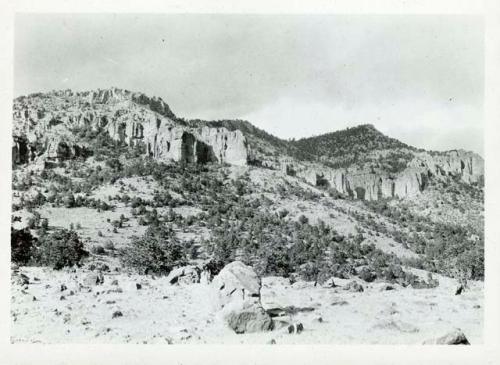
[33,229,88,269]
[120,224,185,275]
[63,193,76,208]
[11,228,36,265]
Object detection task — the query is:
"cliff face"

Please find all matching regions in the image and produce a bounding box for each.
[409,151,484,184]
[12,88,249,167]
[12,88,483,201]
[289,149,483,201]
[295,167,425,201]
[142,124,247,166]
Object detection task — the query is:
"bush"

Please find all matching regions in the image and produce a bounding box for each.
[120,224,185,275]
[104,240,115,251]
[32,229,88,269]
[63,193,76,208]
[298,215,309,224]
[11,228,36,265]
[91,245,106,255]
[297,261,320,281]
[358,267,376,282]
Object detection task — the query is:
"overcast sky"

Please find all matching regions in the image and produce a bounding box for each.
[15,14,483,154]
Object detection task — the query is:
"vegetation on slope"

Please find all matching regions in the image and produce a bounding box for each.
[11,89,484,284]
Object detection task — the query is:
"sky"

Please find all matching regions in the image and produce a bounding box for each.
[15,14,484,154]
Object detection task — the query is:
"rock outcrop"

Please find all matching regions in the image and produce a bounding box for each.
[295,166,427,201]
[143,124,247,166]
[422,328,470,345]
[211,261,273,334]
[289,149,483,201]
[410,150,484,184]
[12,87,483,201]
[12,88,249,167]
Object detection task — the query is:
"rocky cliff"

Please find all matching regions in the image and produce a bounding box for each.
[12,88,249,167]
[287,148,483,201]
[12,87,483,201]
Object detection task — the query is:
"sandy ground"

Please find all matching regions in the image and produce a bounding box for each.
[10,267,482,344]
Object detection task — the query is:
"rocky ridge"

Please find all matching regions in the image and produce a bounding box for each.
[12,88,484,201]
[12,88,249,167]
[281,148,484,201]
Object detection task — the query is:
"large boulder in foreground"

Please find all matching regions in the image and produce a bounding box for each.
[212,261,262,309]
[211,261,272,334]
[423,329,470,345]
[223,301,273,334]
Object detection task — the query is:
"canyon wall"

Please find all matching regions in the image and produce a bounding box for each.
[288,149,483,201]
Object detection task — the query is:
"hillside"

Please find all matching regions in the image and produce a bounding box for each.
[11,88,484,344]
[291,124,415,168]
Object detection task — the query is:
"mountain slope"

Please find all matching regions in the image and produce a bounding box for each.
[11,87,484,344]
[12,88,484,202]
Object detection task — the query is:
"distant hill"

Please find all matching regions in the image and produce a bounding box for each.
[292,124,415,158]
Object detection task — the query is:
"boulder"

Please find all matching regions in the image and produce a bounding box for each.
[423,329,470,345]
[211,261,272,334]
[212,261,262,309]
[270,315,293,330]
[14,273,29,286]
[287,323,304,334]
[372,318,419,333]
[166,265,201,285]
[223,301,273,334]
[343,280,364,292]
[200,269,211,285]
[321,277,336,288]
[375,283,399,292]
[83,272,104,286]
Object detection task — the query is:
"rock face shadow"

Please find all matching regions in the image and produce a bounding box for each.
[180,132,217,164]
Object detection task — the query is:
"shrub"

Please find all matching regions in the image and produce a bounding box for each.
[120,224,185,275]
[91,245,106,255]
[358,267,376,282]
[104,240,115,250]
[27,216,38,229]
[32,229,88,269]
[298,261,320,281]
[278,209,289,219]
[298,215,309,225]
[11,228,36,265]
[63,193,76,208]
